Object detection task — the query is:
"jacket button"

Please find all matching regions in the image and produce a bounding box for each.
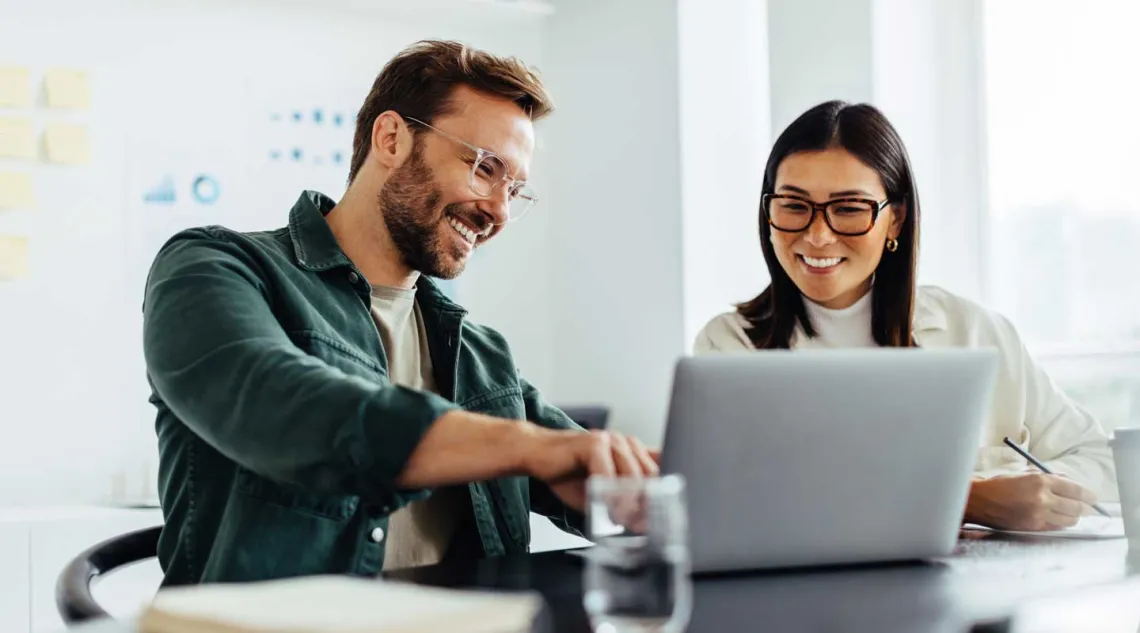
[348,271,360,284]
[370,527,385,543]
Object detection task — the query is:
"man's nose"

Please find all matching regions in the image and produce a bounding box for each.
[476,184,511,226]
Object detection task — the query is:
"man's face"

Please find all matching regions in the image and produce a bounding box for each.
[378,85,536,280]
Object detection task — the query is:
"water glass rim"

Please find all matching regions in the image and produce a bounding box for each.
[588,474,686,495]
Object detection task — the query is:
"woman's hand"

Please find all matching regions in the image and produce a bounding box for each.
[964,473,1098,531]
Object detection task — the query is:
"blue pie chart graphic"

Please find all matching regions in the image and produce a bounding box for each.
[192,175,220,205]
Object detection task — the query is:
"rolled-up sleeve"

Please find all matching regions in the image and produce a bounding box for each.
[143,231,460,504]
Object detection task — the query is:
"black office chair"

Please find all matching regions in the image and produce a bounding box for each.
[56,525,163,626]
[558,405,610,431]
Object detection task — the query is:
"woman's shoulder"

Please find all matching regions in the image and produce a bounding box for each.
[693,311,755,354]
[914,285,1020,344]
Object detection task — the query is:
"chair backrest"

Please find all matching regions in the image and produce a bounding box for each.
[557,405,610,430]
[56,525,162,625]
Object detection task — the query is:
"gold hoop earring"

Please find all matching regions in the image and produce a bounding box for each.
[885,238,899,253]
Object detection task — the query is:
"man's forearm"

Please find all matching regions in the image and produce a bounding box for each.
[394,410,550,488]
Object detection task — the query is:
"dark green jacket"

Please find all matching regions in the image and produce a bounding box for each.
[142,191,584,586]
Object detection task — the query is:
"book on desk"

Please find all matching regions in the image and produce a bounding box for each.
[136,575,543,633]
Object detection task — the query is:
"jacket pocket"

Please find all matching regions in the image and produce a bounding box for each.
[289,329,386,382]
[202,475,361,582]
[461,386,525,418]
[234,467,359,520]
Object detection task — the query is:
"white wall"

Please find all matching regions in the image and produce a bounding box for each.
[0,0,550,505]
[678,0,771,349]
[541,0,686,447]
[872,0,989,300]
[767,0,874,134]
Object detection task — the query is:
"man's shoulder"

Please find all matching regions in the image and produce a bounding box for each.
[158,224,292,258]
[458,318,513,352]
[148,224,294,279]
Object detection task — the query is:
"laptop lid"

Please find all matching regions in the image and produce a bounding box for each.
[660,348,998,572]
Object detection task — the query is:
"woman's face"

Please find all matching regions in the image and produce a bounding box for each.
[768,147,905,309]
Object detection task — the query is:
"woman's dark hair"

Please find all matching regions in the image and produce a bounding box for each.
[737,100,920,348]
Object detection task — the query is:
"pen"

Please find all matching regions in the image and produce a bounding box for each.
[1002,436,1111,518]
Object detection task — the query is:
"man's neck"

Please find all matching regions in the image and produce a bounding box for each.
[325,186,420,290]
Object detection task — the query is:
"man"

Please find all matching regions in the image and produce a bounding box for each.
[142,40,657,586]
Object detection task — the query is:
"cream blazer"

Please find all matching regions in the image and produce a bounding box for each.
[693,285,1118,501]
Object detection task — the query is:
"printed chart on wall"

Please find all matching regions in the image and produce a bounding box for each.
[121,66,360,280]
[120,64,253,297]
[124,139,251,290]
[244,72,360,212]
[122,66,461,299]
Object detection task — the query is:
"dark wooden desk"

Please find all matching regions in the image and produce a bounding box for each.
[386,533,1140,633]
[70,532,1140,633]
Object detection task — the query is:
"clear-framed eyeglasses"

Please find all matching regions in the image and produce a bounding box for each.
[404,116,538,223]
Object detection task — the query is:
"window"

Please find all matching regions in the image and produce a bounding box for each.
[982,0,1140,431]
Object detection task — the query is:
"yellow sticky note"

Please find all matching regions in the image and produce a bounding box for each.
[0,172,35,209]
[43,123,90,164]
[0,117,36,160]
[43,68,90,109]
[0,235,29,280]
[0,67,32,108]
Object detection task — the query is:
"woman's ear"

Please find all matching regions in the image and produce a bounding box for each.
[888,201,907,239]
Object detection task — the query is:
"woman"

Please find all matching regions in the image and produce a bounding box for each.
[694,101,1116,532]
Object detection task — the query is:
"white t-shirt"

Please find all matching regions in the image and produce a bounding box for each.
[369,285,461,571]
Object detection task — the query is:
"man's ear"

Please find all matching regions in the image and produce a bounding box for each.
[369,111,414,170]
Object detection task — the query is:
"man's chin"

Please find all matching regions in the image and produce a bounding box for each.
[423,254,468,280]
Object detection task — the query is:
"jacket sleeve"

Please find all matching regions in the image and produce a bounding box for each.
[692,325,720,354]
[519,376,587,537]
[143,230,460,505]
[987,314,1118,501]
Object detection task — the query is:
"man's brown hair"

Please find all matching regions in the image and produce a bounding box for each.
[349,40,554,183]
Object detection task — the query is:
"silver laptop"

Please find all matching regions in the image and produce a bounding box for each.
[659,348,998,573]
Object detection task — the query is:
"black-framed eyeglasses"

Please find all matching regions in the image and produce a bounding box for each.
[404,116,537,223]
[762,193,892,236]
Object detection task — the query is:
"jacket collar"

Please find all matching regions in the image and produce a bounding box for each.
[416,276,467,316]
[913,288,948,332]
[287,190,467,315]
[288,190,353,272]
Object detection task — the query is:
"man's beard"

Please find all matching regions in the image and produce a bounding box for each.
[378,146,469,280]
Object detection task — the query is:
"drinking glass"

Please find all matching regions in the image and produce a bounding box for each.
[582,475,692,633]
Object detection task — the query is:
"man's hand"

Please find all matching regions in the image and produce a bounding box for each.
[522,428,659,511]
[965,472,1098,531]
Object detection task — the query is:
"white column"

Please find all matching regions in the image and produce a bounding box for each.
[542,0,686,445]
[678,0,772,348]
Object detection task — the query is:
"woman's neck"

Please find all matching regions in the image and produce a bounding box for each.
[800,288,876,348]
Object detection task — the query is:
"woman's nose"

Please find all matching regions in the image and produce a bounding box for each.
[802,212,838,247]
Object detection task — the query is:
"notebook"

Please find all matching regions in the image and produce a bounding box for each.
[137,575,543,633]
[963,505,1126,540]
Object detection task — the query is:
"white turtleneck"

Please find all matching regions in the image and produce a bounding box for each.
[799,290,877,348]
